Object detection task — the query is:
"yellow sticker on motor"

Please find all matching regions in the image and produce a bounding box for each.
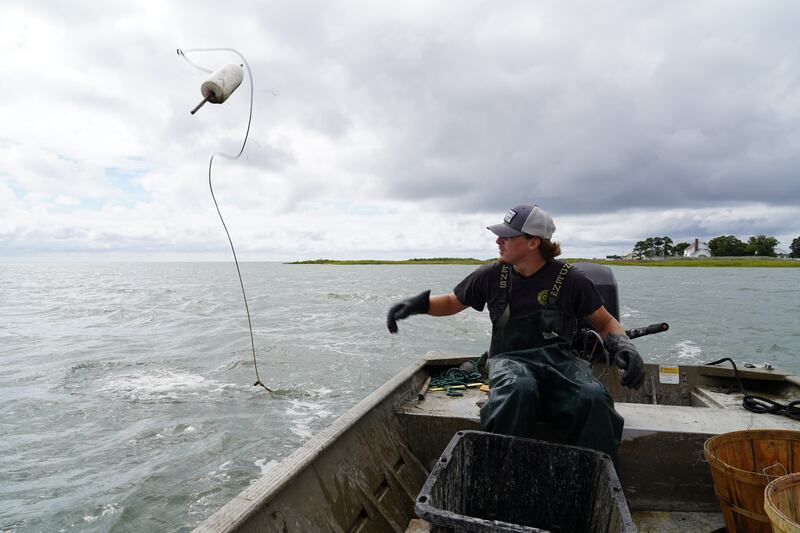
[659,365,680,384]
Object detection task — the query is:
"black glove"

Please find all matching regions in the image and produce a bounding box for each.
[387,290,430,334]
[605,333,645,389]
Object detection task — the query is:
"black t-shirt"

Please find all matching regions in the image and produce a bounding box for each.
[453,261,604,324]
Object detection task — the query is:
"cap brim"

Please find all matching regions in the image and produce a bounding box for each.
[487,223,524,237]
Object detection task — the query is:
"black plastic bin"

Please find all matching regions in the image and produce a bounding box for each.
[415,431,636,533]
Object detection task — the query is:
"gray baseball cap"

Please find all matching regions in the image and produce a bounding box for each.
[487,204,556,239]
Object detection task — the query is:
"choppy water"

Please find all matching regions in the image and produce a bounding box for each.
[1,262,798,531]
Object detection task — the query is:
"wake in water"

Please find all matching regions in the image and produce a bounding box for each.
[264,385,333,401]
[284,393,335,439]
[674,339,703,360]
[82,503,123,525]
[254,458,280,475]
[95,367,330,403]
[326,292,386,303]
[97,369,241,403]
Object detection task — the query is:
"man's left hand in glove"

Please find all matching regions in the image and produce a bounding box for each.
[605,332,645,389]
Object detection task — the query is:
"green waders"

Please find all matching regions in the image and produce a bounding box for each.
[480,305,624,464]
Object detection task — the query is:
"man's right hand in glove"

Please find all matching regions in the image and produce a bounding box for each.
[386,290,430,334]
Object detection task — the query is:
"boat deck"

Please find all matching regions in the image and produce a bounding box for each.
[394,357,800,529]
[396,387,763,532]
[193,354,799,533]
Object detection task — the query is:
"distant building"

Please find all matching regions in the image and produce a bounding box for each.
[684,238,711,258]
[775,247,790,258]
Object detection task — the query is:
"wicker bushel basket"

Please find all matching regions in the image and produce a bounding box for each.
[765,473,800,533]
[704,429,800,533]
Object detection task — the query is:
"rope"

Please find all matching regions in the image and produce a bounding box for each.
[705,357,799,421]
[177,48,271,393]
[430,359,484,397]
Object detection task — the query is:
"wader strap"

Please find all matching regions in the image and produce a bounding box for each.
[547,262,573,309]
[495,264,511,330]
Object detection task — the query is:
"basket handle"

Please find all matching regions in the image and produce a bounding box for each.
[762,462,788,480]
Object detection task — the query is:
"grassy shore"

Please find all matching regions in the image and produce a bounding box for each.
[288,257,491,265]
[566,257,800,267]
[290,257,800,267]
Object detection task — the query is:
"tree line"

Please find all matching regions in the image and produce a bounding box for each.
[632,235,800,258]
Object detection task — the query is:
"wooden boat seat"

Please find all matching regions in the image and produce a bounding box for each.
[398,386,800,435]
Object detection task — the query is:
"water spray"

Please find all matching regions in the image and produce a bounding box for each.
[177,48,272,393]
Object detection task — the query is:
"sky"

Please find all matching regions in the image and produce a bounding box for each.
[2,1,799,261]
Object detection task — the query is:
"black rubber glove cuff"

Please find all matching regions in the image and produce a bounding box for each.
[386,290,430,334]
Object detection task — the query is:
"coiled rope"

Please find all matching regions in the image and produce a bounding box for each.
[430,359,484,397]
[705,357,799,420]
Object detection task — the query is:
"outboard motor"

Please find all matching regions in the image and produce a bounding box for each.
[572,262,620,320]
[570,262,668,360]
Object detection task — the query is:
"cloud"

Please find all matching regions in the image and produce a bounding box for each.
[2,0,800,260]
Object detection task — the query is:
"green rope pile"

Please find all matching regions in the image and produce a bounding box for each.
[430,360,484,397]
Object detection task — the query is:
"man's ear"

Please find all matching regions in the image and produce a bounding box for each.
[527,237,541,251]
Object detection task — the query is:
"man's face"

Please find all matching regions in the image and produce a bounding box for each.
[496,235,538,263]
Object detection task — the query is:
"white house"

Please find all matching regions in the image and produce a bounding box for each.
[684,238,711,258]
[775,247,790,258]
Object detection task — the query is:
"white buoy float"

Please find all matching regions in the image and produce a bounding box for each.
[191,63,244,114]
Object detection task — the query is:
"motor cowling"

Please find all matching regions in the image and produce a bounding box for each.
[572,262,620,321]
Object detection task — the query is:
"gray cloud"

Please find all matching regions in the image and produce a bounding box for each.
[4,0,800,258]
[266,2,800,217]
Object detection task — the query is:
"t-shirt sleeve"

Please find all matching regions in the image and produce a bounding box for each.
[568,269,605,317]
[453,264,495,312]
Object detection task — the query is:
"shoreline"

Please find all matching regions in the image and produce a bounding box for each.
[288,258,489,265]
[288,257,800,267]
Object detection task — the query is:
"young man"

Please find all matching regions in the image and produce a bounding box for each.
[386,204,644,462]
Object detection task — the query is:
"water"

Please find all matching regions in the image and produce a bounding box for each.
[1,262,798,532]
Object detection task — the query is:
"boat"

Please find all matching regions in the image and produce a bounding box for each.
[192,263,800,532]
[191,351,800,532]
